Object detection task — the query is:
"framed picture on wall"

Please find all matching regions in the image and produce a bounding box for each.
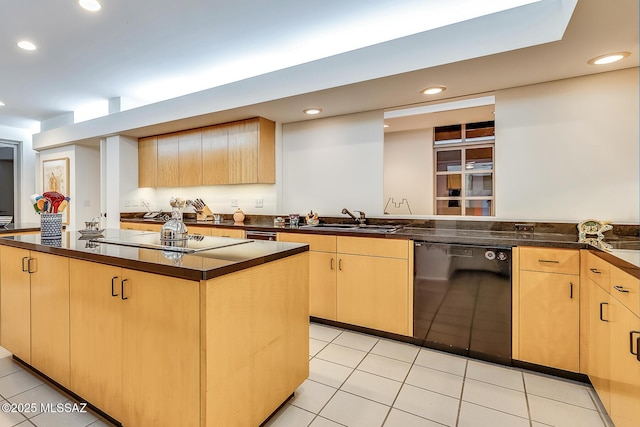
[42,157,69,224]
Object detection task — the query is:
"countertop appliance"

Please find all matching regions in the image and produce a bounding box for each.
[413,242,512,365]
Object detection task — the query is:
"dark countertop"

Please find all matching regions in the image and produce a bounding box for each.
[0,223,40,234]
[120,216,640,272]
[0,229,308,281]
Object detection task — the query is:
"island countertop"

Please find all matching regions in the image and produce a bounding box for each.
[0,229,309,281]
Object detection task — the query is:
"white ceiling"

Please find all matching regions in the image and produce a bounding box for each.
[2,0,638,138]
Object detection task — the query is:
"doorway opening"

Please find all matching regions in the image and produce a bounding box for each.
[0,140,19,224]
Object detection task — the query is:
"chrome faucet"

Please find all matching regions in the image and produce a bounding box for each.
[342,208,366,224]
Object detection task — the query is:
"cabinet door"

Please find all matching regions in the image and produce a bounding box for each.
[202,124,229,185]
[178,129,202,187]
[210,227,244,238]
[309,252,337,320]
[69,260,123,420]
[157,133,180,187]
[121,269,200,427]
[519,271,580,372]
[30,253,70,387]
[228,119,259,184]
[138,136,158,188]
[337,254,409,335]
[0,246,31,362]
[187,225,212,236]
[588,281,611,413]
[609,298,640,427]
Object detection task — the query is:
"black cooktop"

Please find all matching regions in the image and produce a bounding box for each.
[91,233,251,253]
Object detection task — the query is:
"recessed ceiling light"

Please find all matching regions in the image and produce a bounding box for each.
[0,101,5,107]
[79,0,102,11]
[303,108,322,115]
[421,86,446,95]
[588,52,630,65]
[17,41,37,51]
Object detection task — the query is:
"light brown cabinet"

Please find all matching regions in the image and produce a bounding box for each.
[586,252,640,427]
[69,259,200,427]
[0,246,32,363]
[138,136,157,188]
[138,117,275,187]
[0,246,70,386]
[156,133,180,187]
[120,221,162,232]
[178,129,203,187]
[278,233,338,320]
[516,247,580,372]
[70,260,123,419]
[277,233,411,335]
[202,124,229,185]
[228,117,275,184]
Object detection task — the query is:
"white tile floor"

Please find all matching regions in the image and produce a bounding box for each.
[0,349,114,427]
[0,323,615,427]
[266,323,615,427]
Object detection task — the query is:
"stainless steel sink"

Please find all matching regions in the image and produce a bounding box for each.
[299,223,401,233]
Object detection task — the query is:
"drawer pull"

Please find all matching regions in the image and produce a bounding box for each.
[330,258,334,270]
[121,279,129,301]
[338,259,343,271]
[111,276,119,297]
[614,285,630,293]
[590,268,601,274]
[27,258,35,274]
[599,302,608,322]
[21,256,29,272]
[539,259,560,264]
[570,282,573,299]
[630,331,640,358]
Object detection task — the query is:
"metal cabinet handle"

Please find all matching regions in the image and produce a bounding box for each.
[614,285,630,293]
[111,276,119,297]
[121,279,128,300]
[599,302,608,322]
[590,268,601,274]
[27,258,35,274]
[539,259,560,264]
[330,258,334,270]
[570,282,574,299]
[338,259,343,271]
[630,331,640,358]
[21,257,29,272]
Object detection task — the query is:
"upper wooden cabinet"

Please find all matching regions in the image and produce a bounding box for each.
[228,117,275,184]
[178,129,203,187]
[202,124,230,185]
[138,136,158,188]
[138,117,275,188]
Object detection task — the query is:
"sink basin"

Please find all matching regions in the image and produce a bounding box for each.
[299,223,401,233]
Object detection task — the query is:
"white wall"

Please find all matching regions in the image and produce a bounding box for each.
[495,68,639,222]
[0,126,36,224]
[383,128,433,215]
[282,111,384,217]
[74,145,101,226]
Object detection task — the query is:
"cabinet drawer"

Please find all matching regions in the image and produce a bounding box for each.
[610,266,639,317]
[337,236,408,259]
[587,252,611,289]
[519,247,579,274]
[277,232,336,252]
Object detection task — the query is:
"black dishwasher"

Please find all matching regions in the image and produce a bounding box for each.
[413,242,512,365]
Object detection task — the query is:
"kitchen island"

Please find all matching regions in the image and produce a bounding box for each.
[0,230,310,427]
